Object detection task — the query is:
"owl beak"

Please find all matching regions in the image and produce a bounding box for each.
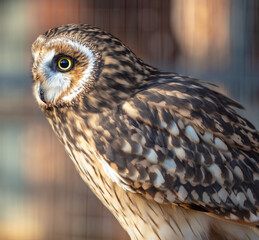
[39,85,46,104]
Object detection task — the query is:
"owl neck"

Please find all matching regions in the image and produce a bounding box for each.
[76,62,159,113]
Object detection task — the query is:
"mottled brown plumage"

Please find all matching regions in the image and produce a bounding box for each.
[32,24,259,239]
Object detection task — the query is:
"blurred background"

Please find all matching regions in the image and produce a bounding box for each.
[0,0,258,239]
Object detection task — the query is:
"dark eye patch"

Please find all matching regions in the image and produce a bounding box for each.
[51,54,74,72]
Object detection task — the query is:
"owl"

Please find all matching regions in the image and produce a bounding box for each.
[32,24,259,240]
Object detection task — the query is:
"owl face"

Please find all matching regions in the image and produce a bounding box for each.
[32,33,98,106]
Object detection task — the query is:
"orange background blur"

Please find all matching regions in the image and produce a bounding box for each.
[0,1,258,240]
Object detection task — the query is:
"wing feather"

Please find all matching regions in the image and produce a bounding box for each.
[93,74,259,224]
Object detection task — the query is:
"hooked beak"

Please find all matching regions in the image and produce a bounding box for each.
[39,84,47,104]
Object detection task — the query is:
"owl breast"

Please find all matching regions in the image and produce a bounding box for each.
[44,107,216,240]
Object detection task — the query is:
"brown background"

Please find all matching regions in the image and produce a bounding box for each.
[0,1,258,239]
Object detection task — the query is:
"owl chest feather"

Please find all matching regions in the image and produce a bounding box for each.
[44,108,197,238]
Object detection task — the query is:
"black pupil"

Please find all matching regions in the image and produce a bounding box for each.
[60,59,69,69]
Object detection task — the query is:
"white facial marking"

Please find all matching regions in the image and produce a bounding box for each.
[37,49,72,103]
[36,38,96,103]
[59,40,95,102]
[39,49,55,71]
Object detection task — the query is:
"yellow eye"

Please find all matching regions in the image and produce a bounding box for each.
[57,57,73,71]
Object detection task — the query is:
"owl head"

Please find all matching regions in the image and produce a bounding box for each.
[32,24,155,110]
